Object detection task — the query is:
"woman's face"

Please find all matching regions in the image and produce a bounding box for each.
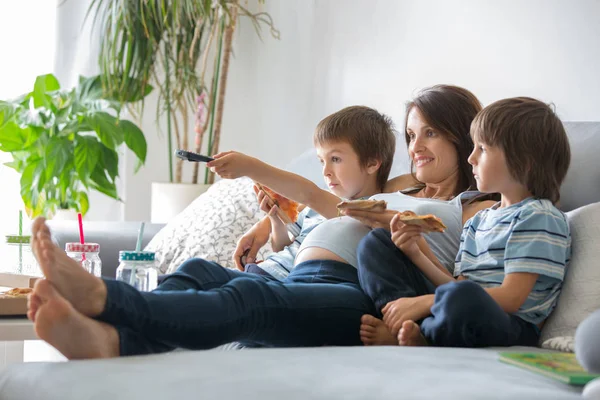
[406,107,460,186]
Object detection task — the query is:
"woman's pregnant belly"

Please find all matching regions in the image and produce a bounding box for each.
[293,216,371,267]
[295,247,347,265]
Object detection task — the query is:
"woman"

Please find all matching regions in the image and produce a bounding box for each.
[28,85,493,358]
[237,85,496,346]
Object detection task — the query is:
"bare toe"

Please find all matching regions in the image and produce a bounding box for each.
[398,321,428,347]
[359,314,398,346]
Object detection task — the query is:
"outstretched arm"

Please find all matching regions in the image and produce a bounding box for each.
[208,151,341,218]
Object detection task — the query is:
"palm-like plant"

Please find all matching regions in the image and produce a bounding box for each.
[87,0,279,184]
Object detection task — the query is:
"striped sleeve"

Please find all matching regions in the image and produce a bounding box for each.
[453,223,470,277]
[504,207,570,280]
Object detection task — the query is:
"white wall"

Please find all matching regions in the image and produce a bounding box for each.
[75,0,600,221]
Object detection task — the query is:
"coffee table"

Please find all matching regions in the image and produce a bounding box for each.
[0,317,36,369]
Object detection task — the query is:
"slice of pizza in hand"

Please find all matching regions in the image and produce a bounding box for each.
[336,199,387,212]
[396,210,447,233]
[254,183,300,223]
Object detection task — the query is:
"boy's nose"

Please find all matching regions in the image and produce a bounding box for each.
[467,152,476,165]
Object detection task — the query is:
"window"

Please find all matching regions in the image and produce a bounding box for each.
[0,1,57,254]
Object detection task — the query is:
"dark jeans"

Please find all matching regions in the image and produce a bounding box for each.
[357,228,540,347]
[358,228,437,313]
[98,258,375,356]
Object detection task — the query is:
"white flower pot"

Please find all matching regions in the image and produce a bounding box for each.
[151,182,211,223]
[52,209,79,221]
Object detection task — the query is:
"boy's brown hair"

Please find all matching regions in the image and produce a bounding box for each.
[314,106,396,190]
[471,97,571,204]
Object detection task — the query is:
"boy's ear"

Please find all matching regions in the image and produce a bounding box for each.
[366,158,382,175]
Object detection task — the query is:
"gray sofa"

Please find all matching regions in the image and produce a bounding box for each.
[0,122,598,399]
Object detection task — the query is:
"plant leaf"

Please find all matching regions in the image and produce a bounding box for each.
[44,138,72,183]
[76,191,90,216]
[101,145,119,180]
[0,101,17,127]
[85,112,124,149]
[120,120,147,169]
[90,166,119,200]
[74,135,101,182]
[0,121,30,151]
[33,74,60,109]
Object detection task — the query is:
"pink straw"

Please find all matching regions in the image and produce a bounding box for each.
[78,213,86,261]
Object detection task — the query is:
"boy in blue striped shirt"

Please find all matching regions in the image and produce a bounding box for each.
[383,97,572,347]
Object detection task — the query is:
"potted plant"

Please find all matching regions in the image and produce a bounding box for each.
[0,73,150,219]
[87,0,279,222]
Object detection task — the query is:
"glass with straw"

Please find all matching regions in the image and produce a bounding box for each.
[116,222,159,291]
[65,213,102,277]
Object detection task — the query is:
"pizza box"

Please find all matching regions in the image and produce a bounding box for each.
[0,272,39,316]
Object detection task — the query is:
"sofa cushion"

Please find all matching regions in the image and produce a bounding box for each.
[145,177,273,273]
[0,346,583,400]
[540,202,600,343]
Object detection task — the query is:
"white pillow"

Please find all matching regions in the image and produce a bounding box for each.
[145,177,274,274]
[539,202,600,343]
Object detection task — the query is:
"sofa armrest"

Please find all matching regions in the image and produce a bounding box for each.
[46,221,165,279]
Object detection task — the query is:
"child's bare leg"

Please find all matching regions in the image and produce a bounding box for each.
[360,315,398,346]
[30,217,106,317]
[398,320,428,346]
[33,279,119,359]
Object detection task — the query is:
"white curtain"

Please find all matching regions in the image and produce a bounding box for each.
[0,1,57,239]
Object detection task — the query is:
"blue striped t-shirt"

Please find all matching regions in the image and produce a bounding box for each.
[454,198,571,325]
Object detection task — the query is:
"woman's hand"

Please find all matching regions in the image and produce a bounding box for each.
[232,217,271,271]
[340,209,398,230]
[390,214,424,260]
[381,295,434,335]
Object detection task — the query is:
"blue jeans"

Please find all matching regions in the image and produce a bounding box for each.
[357,228,540,347]
[98,259,375,355]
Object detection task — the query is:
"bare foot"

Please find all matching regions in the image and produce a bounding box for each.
[31,217,106,317]
[27,292,42,322]
[360,314,399,346]
[33,279,120,359]
[398,320,428,346]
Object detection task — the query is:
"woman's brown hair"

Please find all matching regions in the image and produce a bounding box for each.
[405,85,482,195]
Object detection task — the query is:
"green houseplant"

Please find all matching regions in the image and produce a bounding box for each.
[87,0,279,185]
[0,73,150,217]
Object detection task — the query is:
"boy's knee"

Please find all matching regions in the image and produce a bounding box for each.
[358,229,393,258]
[435,280,486,317]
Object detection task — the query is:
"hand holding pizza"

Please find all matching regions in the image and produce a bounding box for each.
[390,213,424,259]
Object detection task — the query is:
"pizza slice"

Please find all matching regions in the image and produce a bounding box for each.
[336,199,387,212]
[396,210,447,233]
[1,287,33,298]
[254,183,301,224]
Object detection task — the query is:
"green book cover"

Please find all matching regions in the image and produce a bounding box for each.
[499,352,600,386]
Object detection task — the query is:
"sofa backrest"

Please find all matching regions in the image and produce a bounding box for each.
[559,122,600,212]
[286,121,600,212]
